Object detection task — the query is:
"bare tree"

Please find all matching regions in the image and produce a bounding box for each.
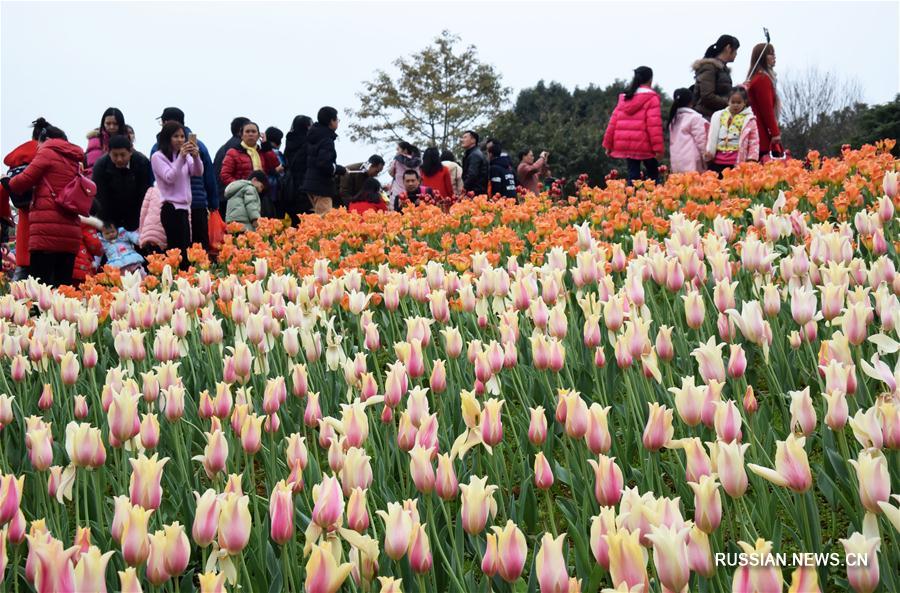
[780,66,863,130]
[779,66,866,156]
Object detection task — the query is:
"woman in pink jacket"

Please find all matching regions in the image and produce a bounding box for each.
[668,88,709,173]
[84,107,126,175]
[602,66,664,184]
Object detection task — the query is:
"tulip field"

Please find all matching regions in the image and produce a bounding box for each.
[3,142,900,593]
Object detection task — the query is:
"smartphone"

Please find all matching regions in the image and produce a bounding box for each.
[188,133,197,144]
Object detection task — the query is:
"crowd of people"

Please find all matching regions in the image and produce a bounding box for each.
[604,35,781,182]
[0,33,781,288]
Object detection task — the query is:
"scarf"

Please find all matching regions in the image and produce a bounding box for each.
[241,142,262,171]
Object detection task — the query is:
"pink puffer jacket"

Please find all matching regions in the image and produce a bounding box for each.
[139,186,192,250]
[669,108,709,173]
[602,86,664,160]
[139,186,166,250]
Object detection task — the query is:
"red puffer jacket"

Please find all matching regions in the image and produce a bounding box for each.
[221,146,279,188]
[73,217,103,282]
[602,86,664,160]
[8,139,84,254]
[1,140,38,267]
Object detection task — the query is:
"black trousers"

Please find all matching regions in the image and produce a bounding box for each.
[707,162,731,178]
[191,207,209,250]
[160,202,191,270]
[626,158,659,184]
[29,251,76,287]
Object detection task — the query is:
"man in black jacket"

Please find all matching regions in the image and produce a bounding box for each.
[302,107,346,215]
[213,116,250,213]
[92,134,152,231]
[461,130,488,196]
[487,140,517,198]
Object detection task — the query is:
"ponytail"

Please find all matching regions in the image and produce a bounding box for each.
[704,34,740,59]
[31,117,51,141]
[668,88,694,129]
[624,66,653,100]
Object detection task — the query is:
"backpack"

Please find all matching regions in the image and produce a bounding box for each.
[3,164,33,210]
[43,163,96,216]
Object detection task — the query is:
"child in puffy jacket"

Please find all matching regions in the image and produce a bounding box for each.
[225,172,267,231]
[667,88,709,173]
[73,216,104,284]
[101,222,145,274]
[602,66,664,185]
[705,86,760,175]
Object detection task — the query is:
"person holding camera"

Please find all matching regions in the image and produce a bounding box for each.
[151,122,203,269]
[516,149,549,195]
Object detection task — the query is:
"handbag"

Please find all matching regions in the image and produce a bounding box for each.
[43,162,96,216]
[208,210,226,254]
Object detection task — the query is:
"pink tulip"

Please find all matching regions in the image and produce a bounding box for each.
[563,391,589,439]
[480,398,505,447]
[191,489,220,547]
[646,525,691,593]
[642,403,673,451]
[312,475,344,531]
[655,326,674,361]
[129,453,168,511]
[689,475,722,533]
[27,535,79,593]
[346,487,370,532]
[459,475,498,535]
[713,400,743,444]
[121,505,153,566]
[534,452,554,490]
[529,406,548,446]
[604,528,648,593]
[377,502,413,560]
[588,455,624,506]
[409,444,436,494]
[682,290,705,329]
[163,522,190,576]
[482,532,499,576]
[536,532,569,593]
[269,480,294,545]
[435,454,459,501]
[217,493,251,554]
[585,403,612,454]
[748,434,812,493]
[849,449,890,514]
[840,532,880,593]
[728,344,747,378]
[716,441,750,497]
[589,508,615,569]
[789,387,817,436]
[493,520,527,582]
[408,522,433,574]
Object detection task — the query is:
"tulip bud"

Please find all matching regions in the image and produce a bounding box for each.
[534,452,554,490]
[269,480,295,545]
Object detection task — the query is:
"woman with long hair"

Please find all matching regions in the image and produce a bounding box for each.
[745,43,782,157]
[691,35,740,119]
[151,121,203,269]
[348,177,387,214]
[85,107,126,173]
[420,147,453,198]
[602,66,664,184]
[281,115,314,222]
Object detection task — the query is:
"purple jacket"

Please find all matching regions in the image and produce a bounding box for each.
[151,151,203,210]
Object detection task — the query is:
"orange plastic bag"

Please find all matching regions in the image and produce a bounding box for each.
[208,210,226,255]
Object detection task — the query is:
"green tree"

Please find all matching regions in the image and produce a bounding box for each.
[347,30,510,150]
[851,95,900,156]
[486,80,670,189]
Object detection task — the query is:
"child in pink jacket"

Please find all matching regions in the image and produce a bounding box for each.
[668,88,709,173]
[602,66,664,185]
[705,86,760,175]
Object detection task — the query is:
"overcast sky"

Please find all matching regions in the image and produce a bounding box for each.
[2,1,898,164]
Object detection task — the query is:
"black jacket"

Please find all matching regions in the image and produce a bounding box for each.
[281,129,312,215]
[92,151,153,231]
[489,154,517,198]
[301,124,341,197]
[462,146,488,195]
[213,136,242,199]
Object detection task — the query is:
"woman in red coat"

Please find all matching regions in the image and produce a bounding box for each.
[220,121,275,187]
[745,43,782,157]
[602,66,664,185]
[348,177,388,215]
[2,125,84,286]
[420,147,453,198]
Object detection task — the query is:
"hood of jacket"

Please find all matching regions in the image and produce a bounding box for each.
[306,123,336,146]
[86,128,101,140]
[692,58,728,73]
[225,179,253,199]
[490,154,513,169]
[395,153,422,169]
[41,138,85,163]
[618,87,658,115]
[4,140,39,167]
